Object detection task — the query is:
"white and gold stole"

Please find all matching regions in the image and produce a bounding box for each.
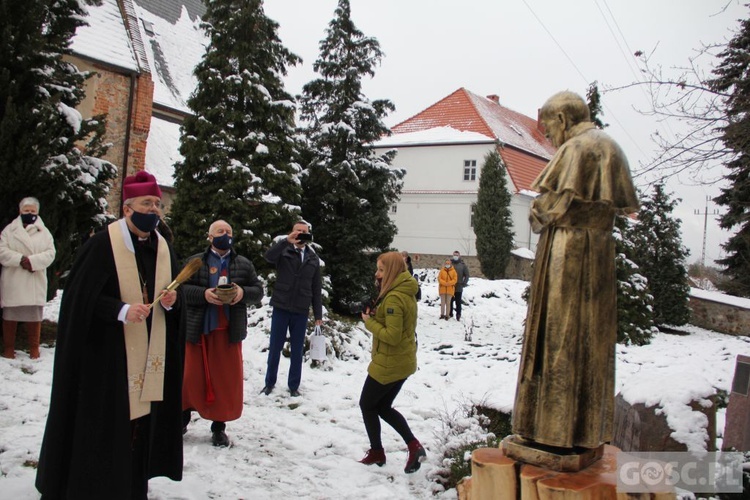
[108,219,171,420]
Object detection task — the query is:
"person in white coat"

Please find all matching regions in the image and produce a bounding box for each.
[0,197,56,359]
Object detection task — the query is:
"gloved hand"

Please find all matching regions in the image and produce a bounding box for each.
[20,256,32,272]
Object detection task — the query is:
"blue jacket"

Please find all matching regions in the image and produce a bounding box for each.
[265,238,323,319]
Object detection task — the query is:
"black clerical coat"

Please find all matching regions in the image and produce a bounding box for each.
[36,225,184,499]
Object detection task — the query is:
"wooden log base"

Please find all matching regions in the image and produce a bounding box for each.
[502,434,604,472]
[458,443,676,500]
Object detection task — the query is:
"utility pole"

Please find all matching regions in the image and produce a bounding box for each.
[694,196,719,268]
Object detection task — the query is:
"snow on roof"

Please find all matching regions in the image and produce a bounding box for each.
[133,1,208,113]
[511,247,535,260]
[690,287,750,310]
[391,88,555,159]
[71,0,138,72]
[145,116,181,187]
[373,126,494,147]
[464,90,555,159]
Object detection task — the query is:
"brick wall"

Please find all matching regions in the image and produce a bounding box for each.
[70,56,154,215]
[689,295,750,337]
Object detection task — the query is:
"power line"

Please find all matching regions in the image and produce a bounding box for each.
[520,0,648,159]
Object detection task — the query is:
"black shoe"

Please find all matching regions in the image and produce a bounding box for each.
[260,385,274,395]
[456,315,461,321]
[289,388,301,397]
[211,430,230,447]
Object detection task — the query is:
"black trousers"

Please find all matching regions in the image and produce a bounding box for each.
[450,289,463,317]
[359,375,415,450]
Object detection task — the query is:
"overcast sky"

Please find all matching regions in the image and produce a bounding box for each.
[264,0,746,266]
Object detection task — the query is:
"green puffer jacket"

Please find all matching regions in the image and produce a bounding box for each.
[364,271,419,385]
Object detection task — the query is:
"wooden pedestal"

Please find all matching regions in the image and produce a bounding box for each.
[458,444,676,500]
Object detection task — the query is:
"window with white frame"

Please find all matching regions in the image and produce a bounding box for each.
[390,204,398,214]
[463,160,477,181]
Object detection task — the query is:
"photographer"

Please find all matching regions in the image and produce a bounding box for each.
[358,251,426,474]
[261,221,322,397]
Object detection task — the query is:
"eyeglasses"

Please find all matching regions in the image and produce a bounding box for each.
[127,200,162,210]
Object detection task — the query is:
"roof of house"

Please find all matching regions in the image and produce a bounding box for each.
[70,0,209,184]
[389,88,556,192]
[71,0,139,72]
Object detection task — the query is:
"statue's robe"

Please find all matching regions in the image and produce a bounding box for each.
[512,122,639,449]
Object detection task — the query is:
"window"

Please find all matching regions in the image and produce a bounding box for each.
[390,204,398,214]
[470,204,476,228]
[463,160,477,181]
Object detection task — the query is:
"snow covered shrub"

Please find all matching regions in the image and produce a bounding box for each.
[428,399,511,493]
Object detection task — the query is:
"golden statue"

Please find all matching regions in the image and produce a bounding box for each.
[505,91,639,470]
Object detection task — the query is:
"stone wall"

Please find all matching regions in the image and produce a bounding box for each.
[410,252,533,281]
[689,294,750,337]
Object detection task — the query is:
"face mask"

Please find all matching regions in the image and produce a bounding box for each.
[130,211,159,233]
[452,256,459,261]
[444,264,451,269]
[20,214,38,225]
[212,233,233,250]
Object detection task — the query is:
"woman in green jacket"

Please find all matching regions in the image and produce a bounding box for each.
[359,251,426,473]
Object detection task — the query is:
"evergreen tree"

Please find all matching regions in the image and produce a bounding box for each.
[710,15,750,297]
[0,0,116,297]
[170,0,302,266]
[473,150,514,279]
[586,81,608,129]
[586,80,656,342]
[298,0,403,311]
[614,216,658,345]
[629,184,691,327]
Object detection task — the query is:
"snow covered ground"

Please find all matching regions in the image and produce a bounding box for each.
[0,273,748,499]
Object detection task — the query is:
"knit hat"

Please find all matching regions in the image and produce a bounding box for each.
[122,171,161,200]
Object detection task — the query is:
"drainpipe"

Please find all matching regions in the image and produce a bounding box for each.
[119,71,137,217]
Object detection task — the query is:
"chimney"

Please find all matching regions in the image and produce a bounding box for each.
[486,94,499,103]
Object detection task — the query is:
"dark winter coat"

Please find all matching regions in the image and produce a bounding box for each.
[453,258,470,292]
[181,247,263,344]
[36,226,183,499]
[364,271,419,385]
[265,239,323,319]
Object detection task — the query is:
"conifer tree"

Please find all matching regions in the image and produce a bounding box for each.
[614,216,658,345]
[710,15,750,298]
[629,184,691,327]
[0,0,116,297]
[586,81,608,129]
[473,150,514,279]
[170,0,302,265]
[298,0,403,310]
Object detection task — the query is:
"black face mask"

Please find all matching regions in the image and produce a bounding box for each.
[130,211,159,233]
[20,214,38,225]
[212,233,233,250]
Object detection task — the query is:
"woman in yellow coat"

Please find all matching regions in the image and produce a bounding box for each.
[438,259,457,320]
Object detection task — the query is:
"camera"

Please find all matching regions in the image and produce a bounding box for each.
[296,232,313,243]
[348,296,375,315]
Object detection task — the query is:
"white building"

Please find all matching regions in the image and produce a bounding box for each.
[372,88,556,258]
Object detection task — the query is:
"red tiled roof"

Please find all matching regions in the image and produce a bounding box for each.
[498,146,550,193]
[392,88,556,192]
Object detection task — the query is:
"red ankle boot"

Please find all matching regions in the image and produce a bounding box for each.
[359,448,386,466]
[404,439,426,473]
